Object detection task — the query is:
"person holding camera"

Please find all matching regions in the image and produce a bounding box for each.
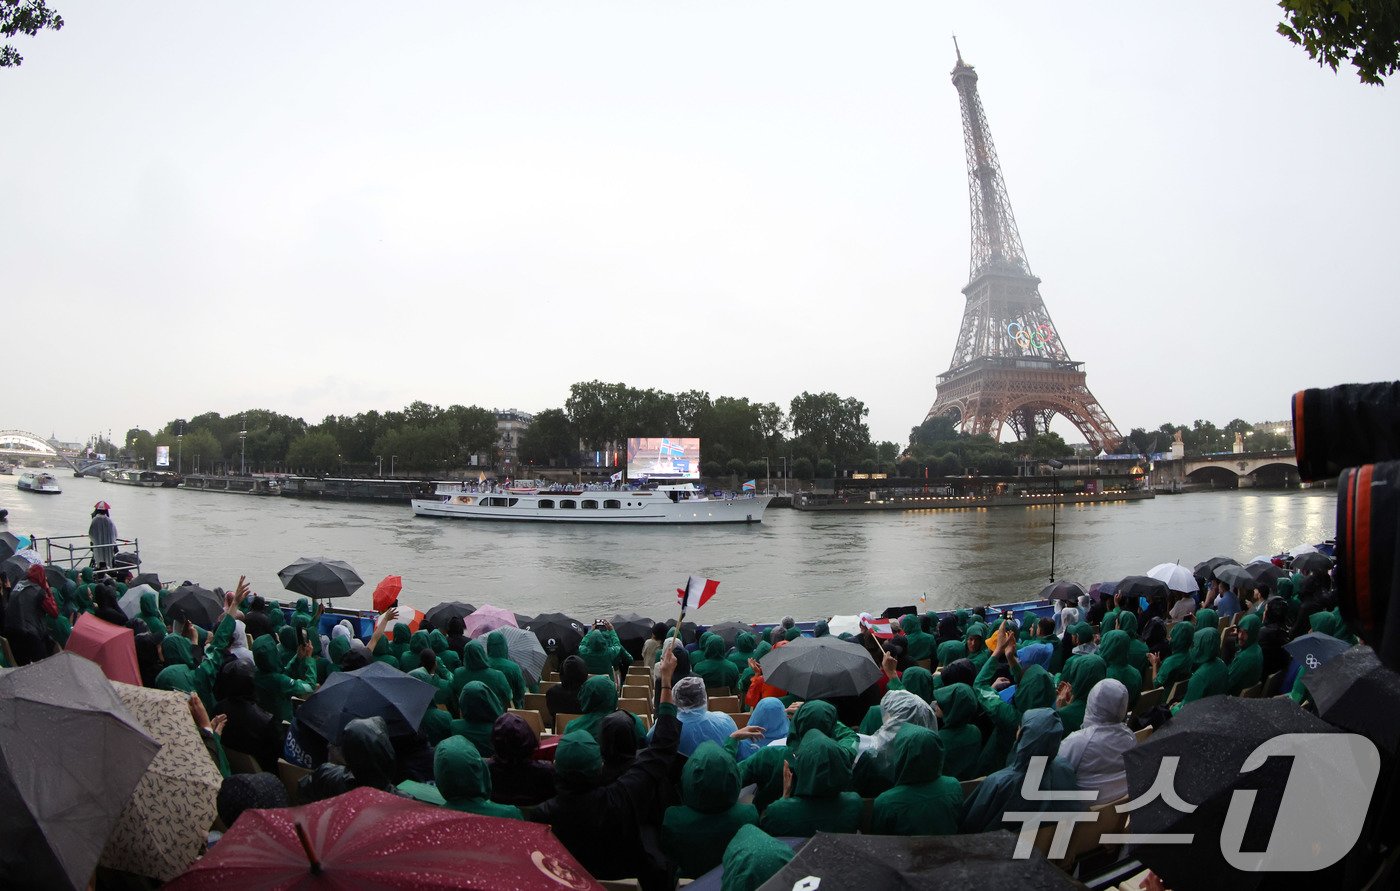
[578,618,625,681]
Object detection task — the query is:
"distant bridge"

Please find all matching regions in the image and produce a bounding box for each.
[0,429,60,461]
[1178,450,1300,488]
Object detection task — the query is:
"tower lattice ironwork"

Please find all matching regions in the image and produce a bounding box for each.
[925,46,1122,451]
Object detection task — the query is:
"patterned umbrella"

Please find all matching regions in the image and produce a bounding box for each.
[164,787,604,890]
[463,604,519,639]
[494,625,548,684]
[100,684,223,881]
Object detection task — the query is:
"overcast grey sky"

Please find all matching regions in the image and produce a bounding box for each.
[3,2,1394,446]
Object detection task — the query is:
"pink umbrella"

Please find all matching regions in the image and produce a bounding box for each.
[462,605,518,639]
[66,613,142,686]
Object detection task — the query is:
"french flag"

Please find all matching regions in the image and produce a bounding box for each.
[677,576,720,613]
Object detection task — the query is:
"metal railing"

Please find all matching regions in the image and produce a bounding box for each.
[35,534,142,576]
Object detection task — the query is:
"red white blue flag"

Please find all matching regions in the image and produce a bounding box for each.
[677,576,720,613]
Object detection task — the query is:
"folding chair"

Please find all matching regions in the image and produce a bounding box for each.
[508,708,545,737]
[553,712,582,736]
[709,695,740,713]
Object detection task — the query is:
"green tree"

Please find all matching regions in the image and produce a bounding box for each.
[701,460,724,479]
[725,458,747,480]
[1278,0,1400,84]
[1,1,63,68]
[287,431,342,474]
[443,404,499,459]
[745,459,767,481]
[518,408,577,467]
[180,428,223,473]
[792,457,814,481]
[788,391,871,467]
[815,457,835,478]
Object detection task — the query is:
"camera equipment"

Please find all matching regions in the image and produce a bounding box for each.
[1337,461,1400,670]
[1293,382,1400,482]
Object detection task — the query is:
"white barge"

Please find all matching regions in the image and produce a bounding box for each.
[411,483,772,525]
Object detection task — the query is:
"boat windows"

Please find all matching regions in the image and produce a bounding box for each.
[538,499,555,509]
[559,499,577,509]
[604,499,621,509]
[581,500,598,509]
[485,497,519,507]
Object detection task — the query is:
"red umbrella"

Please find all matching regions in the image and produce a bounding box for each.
[66,613,142,686]
[166,787,602,890]
[371,575,403,613]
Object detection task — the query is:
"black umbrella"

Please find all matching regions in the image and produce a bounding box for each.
[1245,561,1287,591]
[296,661,435,744]
[1122,697,1347,889]
[277,557,364,601]
[1213,564,1255,590]
[165,584,223,628]
[1037,581,1087,603]
[1303,645,1400,754]
[1193,555,1239,581]
[526,612,587,657]
[132,572,162,589]
[1292,552,1333,574]
[611,612,655,658]
[1285,632,1353,672]
[512,612,533,629]
[759,636,882,700]
[423,601,476,631]
[757,830,1079,891]
[664,618,698,644]
[43,565,68,589]
[1,554,34,585]
[0,531,22,562]
[705,620,755,648]
[0,652,162,890]
[1115,575,1170,600]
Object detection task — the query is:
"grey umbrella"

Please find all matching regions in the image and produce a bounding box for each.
[1245,561,1288,591]
[277,556,364,601]
[705,620,756,648]
[0,531,21,562]
[296,661,435,744]
[494,625,548,684]
[1292,552,1333,574]
[0,652,161,890]
[759,636,882,700]
[1213,564,1256,589]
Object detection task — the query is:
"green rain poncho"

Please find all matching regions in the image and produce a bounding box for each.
[1172,627,1229,713]
[694,635,740,691]
[870,723,963,836]
[385,622,410,663]
[563,675,646,745]
[371,633,398,667]
[758,729,863,837]
[433,736,521,819]
[450,681,504,757]
[964,623,991,672]
[1156,623,1195,693]
[1113,611,1150,677]
[1056,654,1107,736]
[485,630,526,708]
[1098,630,1142,712]
[960,708,1081,834]
[137,590,165,635]
[1227,614,1263,695]
[327,635,352,672]
[1195,608,1219,632]
[935,637,967,670]
[899,666,935,704]
[899,614,935,663]
[727,632,757,675]
[932,683,981,781]
[428,629,449,655]
[662,741,760,878]
[720,825,794,891]
[577,627,622,676]
[452,641,513,712]
[739,700,856,810]
[154,618,233,711]
[974,664,1057,777]
[251,634,315,722]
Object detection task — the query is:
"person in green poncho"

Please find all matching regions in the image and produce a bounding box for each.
[433,736,521,819]
[853,688,937,796]
[693,635,740,691]
[563,675,647,745]
[1194,608,1219,632]
[137,588,166,635]
[326,634,352,672]
[935,633,967,672]
[408,649,455,710]
[973,653,1057,779]
[1111,611,1150,676]
[578,622,623,677]
[1097,630,1142,712]
[870,723,963,835]
[933,682,982,780]
[961,708,1082,833]
[859,658,939,734]
[1225,613,1263,695]
[1055,653,1107,736]
[451,680,505,757]
[759,729,863,837]
[1148,622,1195,694]
[251,634,315,723]
[964,623,991,672]
[452,640,513,711]
[485,630,526,707]
[727,632,757,675]
[899,613,935,663]
[662,741,760,878]
[897,665,935,704]
[277,626,302,665]
[1171,627,1229,713]
[739,699,856,810]
[720,825,794,891]
[155,628,219,711]
[388,622,412,663]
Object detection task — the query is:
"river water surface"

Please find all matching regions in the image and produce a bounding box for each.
[2,476,1336,623]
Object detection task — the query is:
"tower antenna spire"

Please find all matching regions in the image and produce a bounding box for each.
[953,34,962,64]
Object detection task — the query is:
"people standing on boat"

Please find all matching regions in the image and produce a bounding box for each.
[88,501,118,568]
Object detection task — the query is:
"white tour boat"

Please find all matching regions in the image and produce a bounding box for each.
[17,471,62,494]
[411,483,772,524]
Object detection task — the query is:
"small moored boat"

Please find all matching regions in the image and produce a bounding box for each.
[17,471,62,494]
[101,469,181,488]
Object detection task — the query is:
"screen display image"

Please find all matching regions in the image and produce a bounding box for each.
[626,437,700,480]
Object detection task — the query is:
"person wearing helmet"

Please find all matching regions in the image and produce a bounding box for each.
[89,501,117,568]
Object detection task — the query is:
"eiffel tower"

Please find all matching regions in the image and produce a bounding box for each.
[925,45,1122,452]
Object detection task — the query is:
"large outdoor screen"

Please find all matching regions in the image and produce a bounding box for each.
[626,437,700,480]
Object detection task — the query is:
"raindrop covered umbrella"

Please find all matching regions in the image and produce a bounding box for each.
[1088,580,1118,600]
[705,620,756,648]
[610,612,655,657]
[372,575,403,612]
[43,564,68,589]
[759,636,882,700]
[1193,555,1239,582]
[1037,580,1087,603]
[165,583,223,628]
[1146,562,1198,594]
[664,618,698,644]
[463,604,519,639]
[1245,560,1288,591]
[1,552,40,584]
[131,572,162,589]
[1213,564,1256,590]
[164,787,605,890]
[0,653,160,891]
[100,683,224,882]
[526,612,586,657]
[1291,551,1333,574]
[1115,575,1170,601]
[1303,644,1400,754]
[424,600,476,631]
[494,625,548,684]
[296,661,435,744]
[278,556,364,601]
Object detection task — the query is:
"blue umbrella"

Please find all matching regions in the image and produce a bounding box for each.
[296,662,434,744]
[1285,632,1353,672]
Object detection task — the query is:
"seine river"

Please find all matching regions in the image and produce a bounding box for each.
[2,475,1335,623]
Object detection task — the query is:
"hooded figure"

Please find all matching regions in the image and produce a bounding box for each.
[870,723,963,836]
[1056,653,1107,736]
[739,699,855,810]
[1288,610,1352,702]
[853,690,937,797]
[662,741,760,878]
[251,634,314,722]
[88,505,118,567]
[1172,627,1229,712]
[721,825,794,891]
[388,622,412,663]
[963,623,991,671]
[899,614,934,662]
[813,620,830,639]
[961,708,1082,833]
[660,675,739,757]
[485,630,526,708]
[1155,622,1196,693]
[932,683,981,781]
[1059,678,1135,803]
[974,663,1057,777]
[213,660,284,772]
[327,634,352,672]
[1112,611,1150,676]
[4,564,59,664]
[341,716,404,795]
[736,697,789,761]
[577,626,622,676]
[1195,608,1220,632]
[434,736,521,818]
[596,711,640,787]
[137,589,164,633]
[727,632,757,674]
[1053,606,1079,637]
[1097,630,1142,712]
[565,675,646,745]
[547,655,589,720]
[452,641,513,713]
[897,665,935,704]
[155,618,233,712]
[1226,614,1263,695]
[1068,621,1098,659]
[758,729,862,837]
[693,635,740,690]
[450,681,505,757]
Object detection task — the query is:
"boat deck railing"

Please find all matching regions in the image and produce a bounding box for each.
[34,534,142,576]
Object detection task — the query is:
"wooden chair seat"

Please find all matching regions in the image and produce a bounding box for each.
[553,712,582,735]
[618,698,651,715]
[708,695,740,713]
[508,708,545,737]
[277,759,311,806]
[1240,682,1264,699]
[1133,687,1165,716]
[1166,679,1188,704]
[523,692,551,723]
[1134,725,1154,743]
[1262,669,1286,697]
[960,776,985,798]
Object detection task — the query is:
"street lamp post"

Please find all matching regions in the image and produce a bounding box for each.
[376,456,383,478]
[177,433,183,475]
[390,455,397,477]
[239,430,248,476]
[1046,459,1064,583]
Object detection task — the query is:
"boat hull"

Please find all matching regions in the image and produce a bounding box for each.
[411,493,772,524]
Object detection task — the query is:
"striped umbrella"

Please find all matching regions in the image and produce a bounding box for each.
[493,625,548,684]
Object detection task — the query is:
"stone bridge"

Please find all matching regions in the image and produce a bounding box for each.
[1178,450,1300,488]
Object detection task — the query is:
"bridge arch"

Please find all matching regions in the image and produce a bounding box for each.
[999,395,1119,453]
[1249,462,1301,488]
[0,430,58,455]
[1187,465,1242,488]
